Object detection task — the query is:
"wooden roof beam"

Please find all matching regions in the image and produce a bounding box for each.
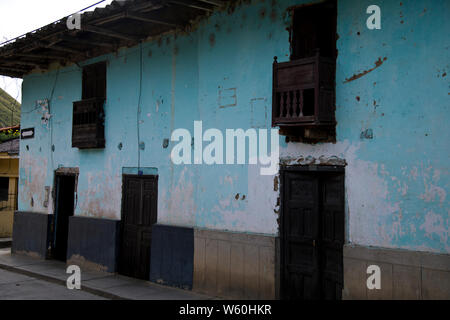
[0,69,22,77]
[169,1,214,12]
[91,2,165,26]
[196,0,224,7]
[90,12,126,26]
[125,12,181,28]
[49,45,82,55]
[81,25,140,42]
[131,1,166,12]
[0,65,29,73]
[3,60,47,69]
[14,53,67,61]
[61,35,116,49]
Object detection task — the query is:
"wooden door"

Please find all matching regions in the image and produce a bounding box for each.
[320,174,344,299]
[281,171,320,299]
[281,168,344,300]
[53,174,75,261]
[119,175,158,280]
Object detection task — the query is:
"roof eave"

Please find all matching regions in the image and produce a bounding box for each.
[0,0,231,78]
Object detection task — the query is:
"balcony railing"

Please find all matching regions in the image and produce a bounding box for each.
[272,52,336,128]
[72,97,105,149]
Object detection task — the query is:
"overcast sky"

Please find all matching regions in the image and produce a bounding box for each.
[0,0,115,103]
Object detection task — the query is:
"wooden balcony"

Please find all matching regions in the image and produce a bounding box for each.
[72,97,105,149]
[272,52,336,128]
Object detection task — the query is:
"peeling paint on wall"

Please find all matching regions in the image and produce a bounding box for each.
[76,156,122,220]
[17,0,450,254]
[343,57,388,83]
[19,154,48,213]
[420,211,449,252]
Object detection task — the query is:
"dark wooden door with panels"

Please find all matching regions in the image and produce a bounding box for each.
[119,174,158,280]
[280,166,344,300]
[52,173,76,261]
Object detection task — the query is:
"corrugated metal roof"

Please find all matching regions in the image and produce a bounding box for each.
[0,138,19,155]
[0,0,231,78]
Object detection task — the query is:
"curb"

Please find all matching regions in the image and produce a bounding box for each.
[0,263,127,300]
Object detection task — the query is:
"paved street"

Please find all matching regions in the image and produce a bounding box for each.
[0,248,213,300]
[0,267,106,300]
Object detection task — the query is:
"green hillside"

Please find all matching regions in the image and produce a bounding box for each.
[0,87,20,128]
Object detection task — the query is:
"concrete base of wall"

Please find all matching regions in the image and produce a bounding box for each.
[12,211,52,259]
[193,228,276,299]
[343,244,450,300]
[0,210,13,237]
[150,224,194,289]
[67,215,120,273]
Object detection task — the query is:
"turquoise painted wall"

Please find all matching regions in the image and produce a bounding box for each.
[18,0,449,253]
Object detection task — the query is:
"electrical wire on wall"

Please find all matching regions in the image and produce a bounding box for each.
[137,42,143,172]
[21,100,47,115]
[48,67,60,171]
[18,68,59,169]
[46,67,60,246]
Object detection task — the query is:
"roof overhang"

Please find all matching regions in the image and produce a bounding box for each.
[0,0,232,78]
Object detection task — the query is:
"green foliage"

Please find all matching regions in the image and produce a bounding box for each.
[0,88,21,128]
[0,128,19,142]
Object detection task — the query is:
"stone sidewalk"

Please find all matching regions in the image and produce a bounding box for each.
[0,248,214,300]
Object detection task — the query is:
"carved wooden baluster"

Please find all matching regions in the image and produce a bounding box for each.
[299,89,304,117]
[280,92,285,118]
[276,92,280,118]
[286,91,291,118]
[294,90,300,118]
